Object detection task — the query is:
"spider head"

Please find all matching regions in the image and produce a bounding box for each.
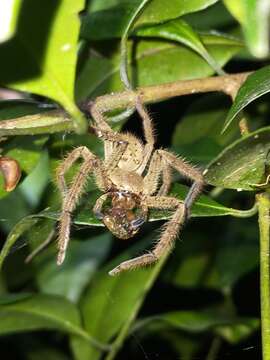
[98,191,146,239]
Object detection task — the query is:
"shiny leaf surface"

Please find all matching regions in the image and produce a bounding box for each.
[223,67,270,133]
[205,126,270,190]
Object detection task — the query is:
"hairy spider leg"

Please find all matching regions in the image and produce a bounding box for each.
[91,95,155,175]
[56,130,132,265]
[143,150,173,196]
[109,196,184,275]
[157,165,172,196]
[135,94,156,174]
[90,126,129,171]
[158,149,204,216]
[56,146,111,265]
[109,149,204,275]
[93,193,109,219]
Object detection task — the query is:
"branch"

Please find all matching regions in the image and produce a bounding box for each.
[92,72,252,113]
[0,111,74,136]
[0,72,252,136]
[257,192,270,360]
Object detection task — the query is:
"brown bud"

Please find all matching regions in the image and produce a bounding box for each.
[0,156,21,192]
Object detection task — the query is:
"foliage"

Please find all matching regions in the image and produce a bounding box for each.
[0,0,269,359]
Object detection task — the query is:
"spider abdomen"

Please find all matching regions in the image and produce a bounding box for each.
[117,133,144,171]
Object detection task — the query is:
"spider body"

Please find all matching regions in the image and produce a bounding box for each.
[56,96,204,275]
[101,190,144,239]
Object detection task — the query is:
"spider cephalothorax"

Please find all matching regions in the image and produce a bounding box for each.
[99,191,146,239]
[56,96,204,275]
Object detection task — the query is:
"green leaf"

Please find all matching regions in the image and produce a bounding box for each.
[0,0,22,43]
[136,0,220,27]
[0,100,54,120]
[0,101,73,136]
[163,215,258,291]
[224,0,270,58]
[154,184,257,219]
[0,216,38,271]
[0,181,255,270]
[76,237,168,360]
[172,94,239,164]
[215,320,260,344]
[134,19,225,75]
[133,311,259,343]
[81,2,140,40]
[87,0,141,13]
[76,33,242,99]
[0,154,50,230]
[184,1,235,31]
[223,67,270,133]
[0,0,86,132]
[85,0,219,31]
[0,293,104,346]
[82,0,222,43]
[25,346,70,360]
[164,230,217,289]
[0,135,48,198]
[0,112,73,136]
[5,137,47,175]
[20,151,50,207]
[33,183,258,227]
[205,126,270,190]
[213,218,259,289]
[36,234,112,303]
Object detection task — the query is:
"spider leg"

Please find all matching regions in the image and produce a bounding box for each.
[143,150,172,196]
[91,126,129,171]
[158,165,172,196]
[91,93,155,145]
[91,94,155,174]
[135,95,155,174]
[135,93,155,146]
[109,196,184,276]
[93,193,109,219]
[56,146,111,265]
[143,151,162,194]
[91,103,126,161]
[158,150,204,216]
[90,102,114,132]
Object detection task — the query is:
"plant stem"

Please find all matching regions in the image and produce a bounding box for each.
[257,192,270,360]
[0,71,252,136]
[65,103,88,134]
[120,0,151,89]
[205,337,222,360]
[92,72,251,113]
[0,111,74,136]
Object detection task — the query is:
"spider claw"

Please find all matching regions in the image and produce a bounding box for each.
[131,217,145,229]
[183,203,191,221]
[94,210,104,220]
[57,251,66,265]
[108,266,121,276]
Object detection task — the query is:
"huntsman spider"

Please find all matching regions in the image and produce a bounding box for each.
[56,96,204,275]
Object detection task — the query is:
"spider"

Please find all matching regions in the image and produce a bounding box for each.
[56,95,204,276]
